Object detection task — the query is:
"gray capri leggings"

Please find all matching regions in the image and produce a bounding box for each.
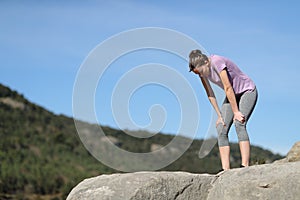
[217,88,258,147]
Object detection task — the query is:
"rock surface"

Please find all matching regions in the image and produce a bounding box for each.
[207,161,300,200]
[67,142,300,200]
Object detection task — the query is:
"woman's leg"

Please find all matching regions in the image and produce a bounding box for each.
[234,88,258,166]
[217,98,234,170]
[239,141,250,166]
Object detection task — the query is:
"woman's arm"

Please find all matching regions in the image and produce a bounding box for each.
[200,77,223,120]
[219,69,245,122]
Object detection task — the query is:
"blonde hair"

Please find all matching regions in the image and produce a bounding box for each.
[189,49,208,72]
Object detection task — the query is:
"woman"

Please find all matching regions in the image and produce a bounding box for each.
[189,49,257,171]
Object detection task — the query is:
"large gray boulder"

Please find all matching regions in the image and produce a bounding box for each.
[67,142,300,200]
[66,171,215,200]
[67,162,300,200]
[207,161,300,200]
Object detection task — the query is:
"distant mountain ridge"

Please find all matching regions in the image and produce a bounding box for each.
[0,83,283,200]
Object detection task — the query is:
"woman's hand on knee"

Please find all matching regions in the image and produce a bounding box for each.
[234,111,245,123]
[216,116,226,127]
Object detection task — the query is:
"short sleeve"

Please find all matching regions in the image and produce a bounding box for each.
[212,56,226,73]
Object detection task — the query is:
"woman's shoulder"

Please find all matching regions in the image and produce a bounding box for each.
[210,54,227,65]
[211,55,235,67]
[210,54,227,60]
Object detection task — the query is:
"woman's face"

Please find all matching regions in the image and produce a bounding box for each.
[192,60,211,77]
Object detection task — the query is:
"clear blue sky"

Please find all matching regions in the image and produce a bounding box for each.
[1,0,299,155]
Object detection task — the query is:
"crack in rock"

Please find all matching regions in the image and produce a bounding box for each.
[174,179,194,199]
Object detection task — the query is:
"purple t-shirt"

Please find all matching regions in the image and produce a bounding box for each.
[208,55,255,94]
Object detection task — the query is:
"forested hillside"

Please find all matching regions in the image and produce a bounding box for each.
[0,83,283,200]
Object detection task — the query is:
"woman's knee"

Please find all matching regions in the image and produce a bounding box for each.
[234,120,249,141]
[234,120,246,132]
[217,123,230,146]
